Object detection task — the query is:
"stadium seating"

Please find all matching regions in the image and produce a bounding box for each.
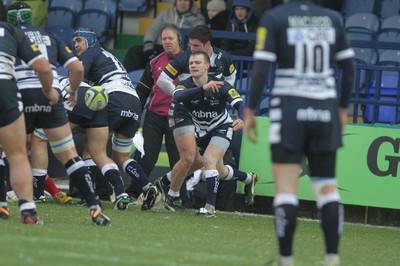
[342,0,378,18]
[353,48,379,91]
[156,2,173,16]
[128,69,144,86]
[3,0,13,7]
[46,7,75,28]
[84,0,118,31]
[118,0,149,33]
[375,15,400,54]
[138,17,155,35]
[378,0,400,21]
[48,0,83,15]
[46,25,74,49]
[363,50,400,123]
[353,48,379,65]
[75,10,110,45]
[345,13,380,41]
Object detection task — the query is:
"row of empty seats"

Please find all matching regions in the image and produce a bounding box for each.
[346,13,400,46]
[44,0,152,46]
[342,0,400,21]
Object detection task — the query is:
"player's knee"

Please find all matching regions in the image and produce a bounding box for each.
[112,136,133,154]
[311,178,340,209]
[180,155,195,168]
[49,135,75,154]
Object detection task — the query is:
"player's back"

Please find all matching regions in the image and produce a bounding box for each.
[262,1,346,70]
[0,22,21,79]
[14,23,74,90]
[258,1,353,99]
[15,23,72,69]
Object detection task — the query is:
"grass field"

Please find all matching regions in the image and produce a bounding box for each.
[0,198,399,266]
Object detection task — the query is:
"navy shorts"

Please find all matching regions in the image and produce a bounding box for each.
[0,80,23,127]
[21,88,68,134]
[67,87,108,128]
[269,96,342,163]
[108,91,142,138]
[168,101,194,131]
[196,123,233,152]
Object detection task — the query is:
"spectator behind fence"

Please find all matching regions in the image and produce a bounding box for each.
[220,0,258,57]
[206,0,229,30]
[227,0,273,19]
[123,0,205,72]
[206,0,230,47]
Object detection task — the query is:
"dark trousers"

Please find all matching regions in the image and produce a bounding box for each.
[126,110,179,196]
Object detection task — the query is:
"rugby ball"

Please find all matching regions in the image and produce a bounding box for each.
[85,86,108,111]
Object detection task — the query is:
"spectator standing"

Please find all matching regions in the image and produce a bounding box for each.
[125,24,182,200]
[221,0,259,56]
[244,1,355,265]
[123,0,205,72]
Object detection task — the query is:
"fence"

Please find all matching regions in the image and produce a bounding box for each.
[180,29,400,125]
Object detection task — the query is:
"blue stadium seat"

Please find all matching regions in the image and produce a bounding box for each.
[118,0,149,33]
[377,49,400,67]
[376,15,400,53]
[342,0,377,18]
[353,48,378,89]
[56,66,68,77]
[48,0,83,14]
[345,13,380,41]
[75,10,110,45]
[46,25,74,49]
[84,0,118,30]
[353,48,379,65]
[364,50,400,123]
[379,0,400,21]
[128,69,144,86]
[3,0,13,6]
[46,7,75,28]
[118,0,148,12]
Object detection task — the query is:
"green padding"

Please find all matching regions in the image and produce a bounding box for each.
[239,117,400,209]
[115,34,144,49]
[109,49,127,63]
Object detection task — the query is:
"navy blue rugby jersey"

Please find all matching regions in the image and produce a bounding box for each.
[77,44,137,96]
[13,23,77,90]
[174,75,243,137]
[0,22,44,81]
[163,46,237,86]
[254,0,354,100]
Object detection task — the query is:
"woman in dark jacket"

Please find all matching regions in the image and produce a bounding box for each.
[206,0,230,47]
[221,0,258,56]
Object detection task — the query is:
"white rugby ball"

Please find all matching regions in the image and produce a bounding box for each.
[85,86,108,111]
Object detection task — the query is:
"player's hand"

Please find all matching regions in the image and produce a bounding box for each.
[203,81,224,93]
[244,108,257,143]
[65,87,78,107]
[43,88,59,106]
[232,118,244,131]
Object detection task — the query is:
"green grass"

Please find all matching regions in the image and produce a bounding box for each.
[0,200,399,266]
